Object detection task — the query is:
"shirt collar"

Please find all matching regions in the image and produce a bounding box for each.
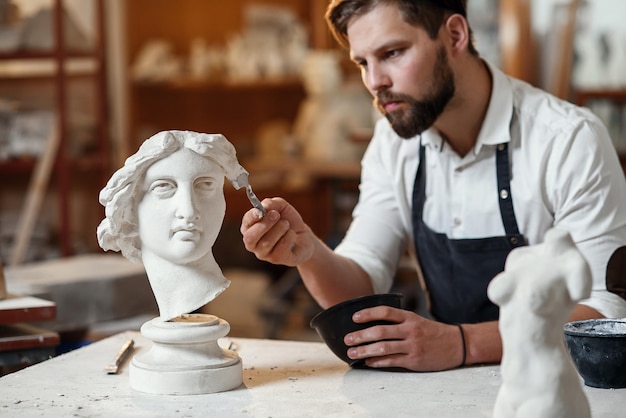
[475,61,514,150]
[421,60,514,153]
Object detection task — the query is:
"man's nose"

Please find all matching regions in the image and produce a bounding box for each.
[364,64,390,93]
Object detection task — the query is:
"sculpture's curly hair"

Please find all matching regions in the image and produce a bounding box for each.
[97,131,247,262]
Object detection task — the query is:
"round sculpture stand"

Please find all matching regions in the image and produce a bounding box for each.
[129,313,242,395]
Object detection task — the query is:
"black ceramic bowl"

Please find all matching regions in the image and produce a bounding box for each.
[563,319,626,389]
[310,293,402,367]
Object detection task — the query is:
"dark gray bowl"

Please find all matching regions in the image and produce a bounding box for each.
[310,293,402,367]
[563,319,626,389]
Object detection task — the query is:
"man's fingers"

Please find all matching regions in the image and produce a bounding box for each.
[352,305,404,323]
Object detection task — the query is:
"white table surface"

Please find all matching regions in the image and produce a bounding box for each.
[0,331,623,417]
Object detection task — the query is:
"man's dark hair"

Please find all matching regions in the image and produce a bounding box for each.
[325,0,478,56]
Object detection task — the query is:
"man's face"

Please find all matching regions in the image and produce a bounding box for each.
[137,148,225,265]
[347,4,455,138]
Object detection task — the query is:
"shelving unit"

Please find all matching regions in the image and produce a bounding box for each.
[130,77,305,158]
[123,0,333,235]
[0,0,109,261]
[123,0,324,156]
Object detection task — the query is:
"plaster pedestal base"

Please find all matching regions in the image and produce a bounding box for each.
[129,314,242,395]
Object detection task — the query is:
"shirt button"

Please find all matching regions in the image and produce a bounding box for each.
[500,189,509,200]
[453,217,462,226]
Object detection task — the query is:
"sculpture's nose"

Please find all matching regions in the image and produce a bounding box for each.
[174,185,199,221]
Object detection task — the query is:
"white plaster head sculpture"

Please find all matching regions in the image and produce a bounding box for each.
[97,131,247,321]
[487,228,592,418]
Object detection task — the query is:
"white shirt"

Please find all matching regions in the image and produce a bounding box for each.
[335,62,626,318]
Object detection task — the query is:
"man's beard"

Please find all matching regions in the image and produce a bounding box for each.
[376,47,455,139]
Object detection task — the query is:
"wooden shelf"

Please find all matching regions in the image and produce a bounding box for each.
[125,0,330,153]
[574,89,626,105]
[0,0,110,258]
[0,50,96,60]
[0,158,37,173]
[0,156,108,175]
[0,323,59,352]
[135,76,303,91]
[130,77,305,154]
[0,61,98,80]
[0,295,57,326]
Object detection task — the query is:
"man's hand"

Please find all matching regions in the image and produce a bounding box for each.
[344,306,466,371]
[240,197,315,267]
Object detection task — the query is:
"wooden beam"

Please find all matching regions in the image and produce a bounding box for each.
[499,0,537,85]
[9,118,59,266]
[0,260,6,300]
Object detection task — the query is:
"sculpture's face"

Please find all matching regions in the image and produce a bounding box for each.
[137,148,226,265]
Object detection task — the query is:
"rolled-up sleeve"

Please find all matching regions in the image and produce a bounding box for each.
[546,115,626,317]
[335,121,417,294]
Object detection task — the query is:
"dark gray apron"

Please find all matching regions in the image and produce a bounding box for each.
[412,142,526,324]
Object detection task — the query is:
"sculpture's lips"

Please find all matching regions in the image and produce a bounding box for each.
[172,230,199,239]
[171,225,202,239]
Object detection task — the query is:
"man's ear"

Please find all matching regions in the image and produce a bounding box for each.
[443,14,470,55]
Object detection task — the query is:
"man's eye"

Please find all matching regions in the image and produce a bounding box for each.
[385,49,400,59]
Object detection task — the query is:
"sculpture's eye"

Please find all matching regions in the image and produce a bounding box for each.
[195,177,217,193]
[149,180,176,198]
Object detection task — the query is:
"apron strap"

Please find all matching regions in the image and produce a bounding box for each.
[495,142,522,239]
[414,141,427,221]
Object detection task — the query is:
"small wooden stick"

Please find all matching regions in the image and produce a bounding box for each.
[104,339,135,374]
[10,117,59,266]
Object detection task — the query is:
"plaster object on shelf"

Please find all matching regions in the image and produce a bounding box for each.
[0,1,91,52]
[188,37,224,80]
[131,40,182,82]
[4,110,54,158]
[293,50,373,162]
[225,4,307,82]
[97,130,247,394]
[488,228,591,418]
[21,5,91,51]
[0,212,52,263]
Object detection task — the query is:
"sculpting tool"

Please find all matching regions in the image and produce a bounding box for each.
[104,339,134,374]
[236,173,267,217]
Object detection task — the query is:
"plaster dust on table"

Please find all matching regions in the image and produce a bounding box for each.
[229,339,498,418]
[3,332,624,417]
